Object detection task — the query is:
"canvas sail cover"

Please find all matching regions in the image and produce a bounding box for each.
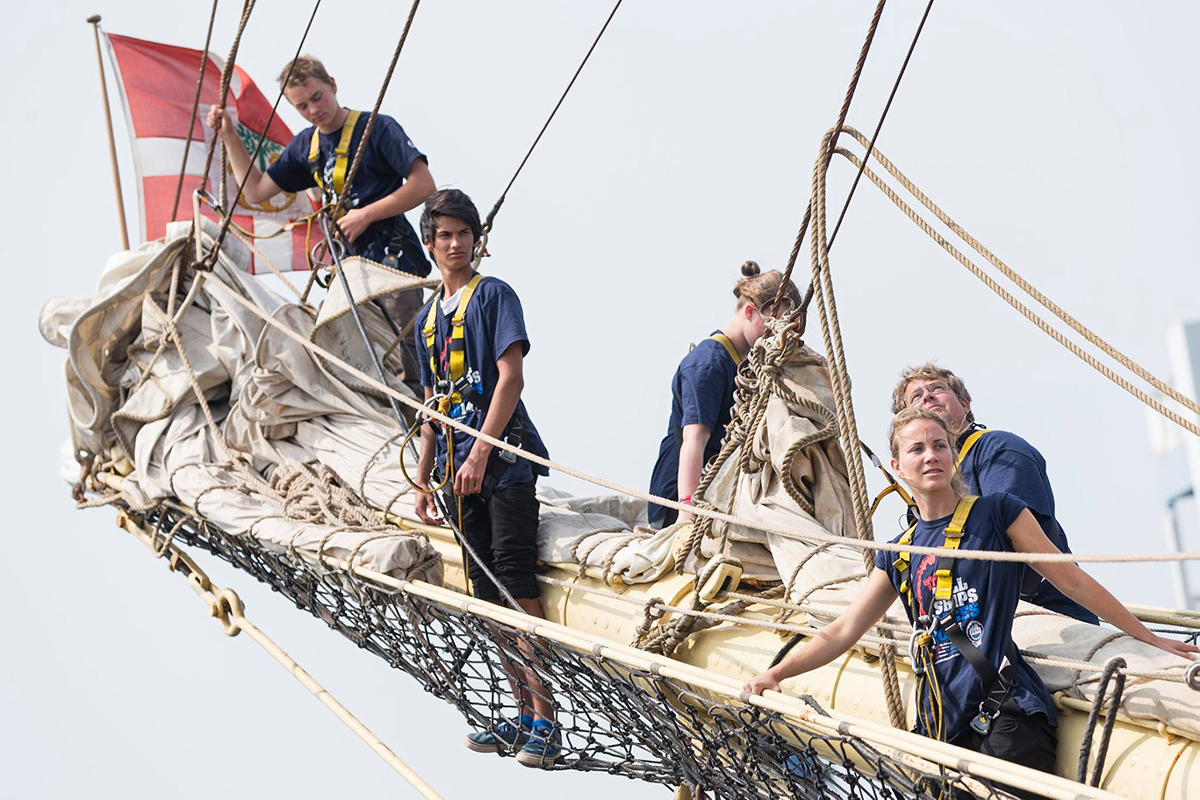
[40,225,1200,738]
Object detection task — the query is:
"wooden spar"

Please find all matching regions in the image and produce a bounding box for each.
[87,15,131,250]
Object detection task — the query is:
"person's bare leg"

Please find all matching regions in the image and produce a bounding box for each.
[487,597,554,723]
[515,596,555,722]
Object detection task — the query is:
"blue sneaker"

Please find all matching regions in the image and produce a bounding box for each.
[464,720,529,753]
[784,752,819,781]
[516,725,562,767]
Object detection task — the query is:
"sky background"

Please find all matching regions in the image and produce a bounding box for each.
[4,1,1200,798]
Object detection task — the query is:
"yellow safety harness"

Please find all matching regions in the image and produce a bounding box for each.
[895,495,1020,740]
[422,273,486,413]
[707,332,741,364]
[956,427,992,465]
[308,109,362,202]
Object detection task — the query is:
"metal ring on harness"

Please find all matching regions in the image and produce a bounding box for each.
[908,619,930,676]
[309,237,346,270]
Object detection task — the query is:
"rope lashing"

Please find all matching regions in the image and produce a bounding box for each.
[1076,656,1127,787]
[118,511,444,798]
[481,0,624,238]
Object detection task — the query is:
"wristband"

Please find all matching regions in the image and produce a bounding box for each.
[680,495,693,505]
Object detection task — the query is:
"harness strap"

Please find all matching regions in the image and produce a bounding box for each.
[934,495,978,601]
[860,439,918,520]
[708,332,741,364]
[922,494,1019,737]
[423,274,486,408]
[956,428,992,465]
[308,109,362,198]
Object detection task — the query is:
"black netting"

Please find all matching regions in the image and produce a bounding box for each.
[140,504,1015,799]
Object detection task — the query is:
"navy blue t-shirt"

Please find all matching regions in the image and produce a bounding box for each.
[647,333,739,523]
[959,428,1097,624]
[268,112,430,274]
[414,275,549,489]
[877,493,1058,741]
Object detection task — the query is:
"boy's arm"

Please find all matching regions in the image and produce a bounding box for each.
[414,386,441,524]
[338,158,436,244]
[206,106,285,205]
[454,341,524,497]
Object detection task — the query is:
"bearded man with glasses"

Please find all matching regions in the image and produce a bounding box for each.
[890,363,1098,624]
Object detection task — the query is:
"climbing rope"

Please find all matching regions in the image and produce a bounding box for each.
[809,0,936,302]
[113,509,444,799]
[203,0,323,265]
[1076,657,1127,787]
[197,0,255,200]
[331,0,421,219]
[172,0,220,222]
[482,0,624,235]
[827,128,1200,436]
[771,0,887,315]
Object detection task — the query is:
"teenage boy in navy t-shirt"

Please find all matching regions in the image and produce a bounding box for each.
[410,188,558,767]
[208,55,435,394]
[891,363,1098,624]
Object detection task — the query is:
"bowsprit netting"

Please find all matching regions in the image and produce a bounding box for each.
[135,502,1014,800]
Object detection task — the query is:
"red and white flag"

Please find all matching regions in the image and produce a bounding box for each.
[104,32,315,273]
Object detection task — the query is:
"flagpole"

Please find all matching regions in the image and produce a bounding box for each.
[87,14,131,250]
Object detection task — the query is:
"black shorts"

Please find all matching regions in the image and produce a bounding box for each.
[950,706,1057,800]
[442,481,541,602]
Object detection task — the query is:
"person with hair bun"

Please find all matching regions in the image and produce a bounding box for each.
[646,261,801,528]
[745,407,1196,788]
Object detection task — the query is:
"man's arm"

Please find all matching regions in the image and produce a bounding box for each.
[677,423,710,522]
[414,386,441,524]
[338,158,436,244]
[453,342,524,497]
[206,106,284,205]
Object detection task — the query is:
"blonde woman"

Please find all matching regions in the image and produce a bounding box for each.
[744,406,1196,783]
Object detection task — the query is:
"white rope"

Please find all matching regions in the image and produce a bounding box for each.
[192,269,1200,566]
[535,575,1189,683]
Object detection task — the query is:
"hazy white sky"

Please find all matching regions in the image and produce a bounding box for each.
[5,1,1200,797]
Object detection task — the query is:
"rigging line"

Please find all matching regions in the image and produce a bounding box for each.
[332,0,422,219]
[799,0,936,314]
[823,1,934,257]
[482,0,624,234]
[771,0,888,315]
[118,518,444,799]
[172,0,220,222]
[204,0,322,262]
[198,0,256,198]
[190,267,1200,565]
